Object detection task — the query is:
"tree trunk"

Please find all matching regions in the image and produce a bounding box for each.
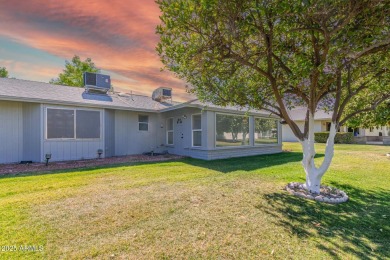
[300,113,337,194]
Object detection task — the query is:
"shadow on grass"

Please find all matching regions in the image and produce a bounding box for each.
[0,159,184,179]
[185,151,323,173]
[0,151,323,180]
[258,183,390,259]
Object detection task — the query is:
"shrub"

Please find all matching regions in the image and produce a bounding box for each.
[314,132,354,144]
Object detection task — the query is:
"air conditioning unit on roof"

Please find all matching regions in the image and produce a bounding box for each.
[152,87,172,102]
[83,72,111,94]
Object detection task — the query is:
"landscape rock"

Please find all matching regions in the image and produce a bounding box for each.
[285,182,349,204]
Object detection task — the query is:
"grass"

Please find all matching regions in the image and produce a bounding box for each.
[255,138,278,144]
[0,143,389,259]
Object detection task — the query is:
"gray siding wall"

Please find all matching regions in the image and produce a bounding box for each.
[0,101,23,163]
[104,109,115,157]
[22,103,41,162]
[0,100,282,163]
[42,104,105,162]
[114,110,160,155]
[160,107,204,157]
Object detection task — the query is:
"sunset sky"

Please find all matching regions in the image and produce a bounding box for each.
[0,0,192,101]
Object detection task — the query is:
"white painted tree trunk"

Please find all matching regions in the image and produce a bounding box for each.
[299,113,337,194]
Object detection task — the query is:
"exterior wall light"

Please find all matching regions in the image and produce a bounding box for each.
[97,149,103,159]
[45,153,52,166]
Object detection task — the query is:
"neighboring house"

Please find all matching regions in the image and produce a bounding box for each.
[0,78,282,164]
[360,126,390,137]
[282,107,389,142]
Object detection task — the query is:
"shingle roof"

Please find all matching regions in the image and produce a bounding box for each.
[287,107,332,121]
[0,78,279,117]
[0,78,175,112]
[162,99,277,117]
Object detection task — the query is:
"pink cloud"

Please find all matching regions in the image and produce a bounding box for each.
[0,0,193,101]
[0,59,62,80]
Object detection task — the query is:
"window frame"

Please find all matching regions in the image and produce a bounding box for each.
[166,117,174,146]
[45,106,101,140]
[191,113,202,147]
[253,117,280,146]
[215,112,250,148]
[138,114,149,132]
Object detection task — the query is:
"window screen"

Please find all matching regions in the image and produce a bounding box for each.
[47,109,75,139]
[167,118,174,131]
[254,118,278,144]
[138,115,149,131]
[192,114,201,130]
[192,114,202,147]
[76,110,100,139]
[216,114,249,147]
[193,131,202,147]
[167,118,174,145]
[167,132,174,145]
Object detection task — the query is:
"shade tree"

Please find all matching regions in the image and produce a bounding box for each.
[157,0,390,193]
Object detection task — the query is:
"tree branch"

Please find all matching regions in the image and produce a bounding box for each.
[272,53,293,74]
[329,3,358,35]
[336,68,388,122]
[347,38,390,61]
[339,94,390,125]
[285,88,309,103]
[290,27,324,33]
[332,70,342,122]
[228,51,274,82]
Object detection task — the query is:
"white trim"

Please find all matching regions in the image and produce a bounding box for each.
[215,112,251,148]
[166,117,174,145]
[158,101,280,117]
[191,113,202,147]
[45,106,102,141]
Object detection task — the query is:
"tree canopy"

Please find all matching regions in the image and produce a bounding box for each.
[0,67,9,78]
[157,0,390,140]
[345,102,390,129]
[50,55,100,87]
[157,0,390,194]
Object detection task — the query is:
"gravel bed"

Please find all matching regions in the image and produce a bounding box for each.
[285,182,349,204]
[0,154,184,176]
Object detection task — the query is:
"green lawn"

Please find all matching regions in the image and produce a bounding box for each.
[0,143,389,259]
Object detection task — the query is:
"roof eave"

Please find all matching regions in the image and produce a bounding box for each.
[0,95,160,113]
[160,103,279,118]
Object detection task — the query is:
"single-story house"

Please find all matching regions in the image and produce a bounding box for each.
[282,107,389,143]
[0,78,282,164]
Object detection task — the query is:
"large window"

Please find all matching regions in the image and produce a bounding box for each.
[76,110,101,138]
[192,114,202,147]
[254,118,278,144]
[138,115,149,131]
[46,108,100,139]
[166,117,174,145]
[47,108,75,139]
[216,114,249,147]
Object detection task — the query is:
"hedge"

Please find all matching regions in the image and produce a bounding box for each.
[314,132,354,144]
